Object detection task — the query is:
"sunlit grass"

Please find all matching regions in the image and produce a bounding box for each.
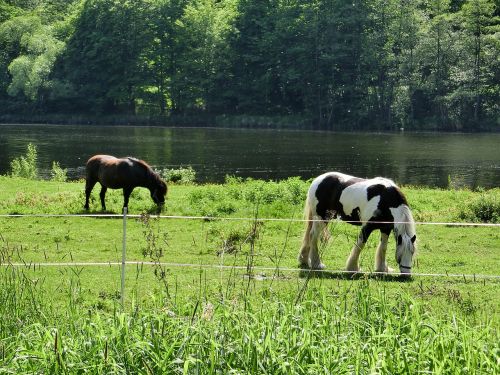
[0,267,497,374]
[0,176,498,372]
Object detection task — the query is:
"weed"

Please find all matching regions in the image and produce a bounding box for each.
[139,213,170,295]
[10,143,38,179]
[50,161,68,182]
[458,190,500,223]
[160,166,196,184]
[220,230,245,255]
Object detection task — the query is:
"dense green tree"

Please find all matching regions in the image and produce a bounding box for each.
[226,0,274,113]
[0,0,498,130]
[175,0,238,113]
[0,15,61,108]
[0,10,30,105]
[7,30,63,101]
[142,0,187,114]
[0,2,23,23]
[56,0,150,113]
[409,0,453,128]
[452,0,498,128]
[391,0,425,129]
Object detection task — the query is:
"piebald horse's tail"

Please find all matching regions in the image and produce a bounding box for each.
[298,194,313,266]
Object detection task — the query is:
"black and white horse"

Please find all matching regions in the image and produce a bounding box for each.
[298,172,417,275]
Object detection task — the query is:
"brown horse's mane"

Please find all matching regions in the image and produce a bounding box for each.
[127,157,166,191]
[127,157,151,170]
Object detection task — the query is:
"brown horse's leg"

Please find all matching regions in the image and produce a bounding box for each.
[123,187,134,209]
[99,186,107,211]
[84,180,97,210]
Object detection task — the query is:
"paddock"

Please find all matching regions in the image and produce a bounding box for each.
[0,177,498,373]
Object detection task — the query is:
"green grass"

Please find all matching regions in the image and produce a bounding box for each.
[0,176,499,373]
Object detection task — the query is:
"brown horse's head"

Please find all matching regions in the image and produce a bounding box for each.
[151,178,168,207]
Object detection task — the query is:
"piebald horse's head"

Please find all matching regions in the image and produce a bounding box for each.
[395,231,417,275]
[391,203,417,276]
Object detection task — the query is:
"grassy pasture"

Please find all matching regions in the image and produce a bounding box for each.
[0,176,498,373]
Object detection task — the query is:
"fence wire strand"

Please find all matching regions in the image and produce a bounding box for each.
[0,212,498,280]
[1,261,499,280]
[0,213,498,227]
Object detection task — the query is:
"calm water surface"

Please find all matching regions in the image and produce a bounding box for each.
[0,124,499,188]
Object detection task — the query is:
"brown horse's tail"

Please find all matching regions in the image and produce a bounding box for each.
[85,156,100,184]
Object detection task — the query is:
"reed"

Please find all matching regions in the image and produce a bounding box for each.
[0,267,497,373]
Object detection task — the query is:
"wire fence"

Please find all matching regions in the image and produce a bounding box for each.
[0,213,499,227]
[2,261,500,280]
[1,211,499,303]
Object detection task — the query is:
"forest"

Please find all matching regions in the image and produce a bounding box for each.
[0,0,498,131]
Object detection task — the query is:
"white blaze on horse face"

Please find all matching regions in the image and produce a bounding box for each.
[395,235,414,274]
[390,205,416,274]
[398,244,413,274]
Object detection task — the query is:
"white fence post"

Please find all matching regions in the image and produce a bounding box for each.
[120,207,127,307]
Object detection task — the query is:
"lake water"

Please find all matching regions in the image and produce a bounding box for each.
[0,124,499,188]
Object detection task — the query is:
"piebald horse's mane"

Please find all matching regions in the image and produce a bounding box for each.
[393,204,417,253]
[393,205,416,237]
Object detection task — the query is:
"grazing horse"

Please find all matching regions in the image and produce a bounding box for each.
[298,172,416,275]
[84,155,167,211]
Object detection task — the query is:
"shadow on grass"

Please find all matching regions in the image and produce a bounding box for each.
[79,205,162,217]
[78,209,120,217]
[298,268,412,282]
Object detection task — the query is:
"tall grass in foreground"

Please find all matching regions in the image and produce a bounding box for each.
[0,267,497,374]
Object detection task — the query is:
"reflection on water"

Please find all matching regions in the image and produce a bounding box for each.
[0,124,498,188]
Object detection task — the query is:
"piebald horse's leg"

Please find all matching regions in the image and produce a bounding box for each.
[374,232,391,273]
[298,219,313,267]
[346,226,372,272]
[99,186,107,211]
[308,220,327,269]
[346,234,365,272]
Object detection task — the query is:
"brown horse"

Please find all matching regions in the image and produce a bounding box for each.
[84,155,167,211]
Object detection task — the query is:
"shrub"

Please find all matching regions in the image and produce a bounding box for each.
[10,143,38,179]
[50,161,68,182]
[160,166,196,184]
[189,177,308,209]
[458,190,500,223]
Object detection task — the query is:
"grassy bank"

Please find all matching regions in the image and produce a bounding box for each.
[0,176,498,373]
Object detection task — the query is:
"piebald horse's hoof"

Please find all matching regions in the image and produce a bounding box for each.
[346,267,361,273]
[375,266,393,274]
[298,262,309,269]
[310,263,326,270]
[297,255,308,267]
